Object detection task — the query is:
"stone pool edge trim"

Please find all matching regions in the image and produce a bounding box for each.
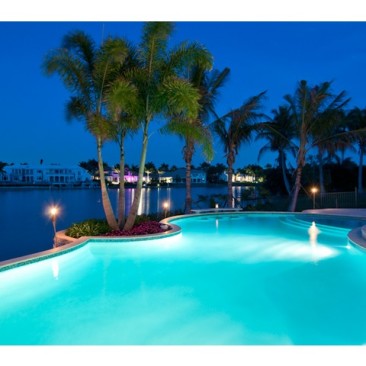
[0,223,181,272]
[2,210,366,272]
[347,227,366,252]
[166,210,366,251]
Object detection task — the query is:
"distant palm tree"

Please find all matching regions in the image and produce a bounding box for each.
[346,107,366,193]
[213,92,266,207]
[311,110,346,194]
[334,114,356,164]
[123,22,213,230]
[165,66,230,213]
[43,31,130,230]
[144,162,156,184]
[284,80,349,212]
[158,163,170,172]
[256,105,296,195]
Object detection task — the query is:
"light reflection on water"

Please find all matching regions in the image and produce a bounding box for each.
[1,214,365,345]
[0,186,249,262]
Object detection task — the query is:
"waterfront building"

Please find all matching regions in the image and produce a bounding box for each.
[105,169,139,185]
[2,163,92,185]
[160,168,207,184]
[220,171,258,183]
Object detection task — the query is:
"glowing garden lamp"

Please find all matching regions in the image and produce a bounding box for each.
[310,187,318,209]
[163,201,169,218]
[49,206,59,247]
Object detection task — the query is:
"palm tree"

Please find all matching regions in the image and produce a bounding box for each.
[284,80,349,212]
[346,107,366,193]
[115,114,138,228]
[213,92,266,207]
[43,31,130,230]
[334,114,356,164]
[123,22,213,230]
[105,42,140,228]
[165,66,230,213]
[311,110,346,194]
[256,105,296,195]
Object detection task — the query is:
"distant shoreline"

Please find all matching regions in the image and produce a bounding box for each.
[0,182,253,190]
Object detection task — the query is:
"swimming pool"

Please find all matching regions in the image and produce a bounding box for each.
[1,212,366,345]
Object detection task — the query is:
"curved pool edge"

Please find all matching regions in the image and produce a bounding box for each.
[163,210,366,223]
[0,223,182,272]
[165,210,366,252]
[0,237,88,272]
[2,210,366,273]
[348,227,366,252]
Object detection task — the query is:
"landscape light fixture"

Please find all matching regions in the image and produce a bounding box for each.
[49,206,59,247]
[163,201,169,218]
[310,187,318,209]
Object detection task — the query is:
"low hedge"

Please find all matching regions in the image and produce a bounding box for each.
[65,219,110,238]
[64,211,182,239]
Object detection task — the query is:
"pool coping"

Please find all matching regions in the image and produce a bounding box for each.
[0,222,181,272]
[164,210,366,251]
[2,210,366,272]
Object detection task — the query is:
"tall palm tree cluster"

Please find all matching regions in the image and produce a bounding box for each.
[43,22,215,229]
[43,23,366,228]
[256,80,366,211]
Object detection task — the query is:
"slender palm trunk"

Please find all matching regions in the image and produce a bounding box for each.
[227,149,235,208]
[279,151,291,195]
[97,137,118,230]
[319,160,325,194]
[118,134,126,229]
[288,132,306,212]
[288,165,303,212]
[124,123,149,230]
[358,144,364,193]
[185,161,192,213]
[318,152,325,194]
[184,139,194,214]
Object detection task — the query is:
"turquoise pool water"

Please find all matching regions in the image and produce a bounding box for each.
[1,213,366,345]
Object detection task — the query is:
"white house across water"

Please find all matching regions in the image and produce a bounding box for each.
[1,163,92,185]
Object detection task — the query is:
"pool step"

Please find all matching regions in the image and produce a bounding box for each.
[280,216,349,235]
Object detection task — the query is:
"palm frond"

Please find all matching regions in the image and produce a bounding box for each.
[158,77,200,119]
[168,42,213,74]
[62,31,96,75]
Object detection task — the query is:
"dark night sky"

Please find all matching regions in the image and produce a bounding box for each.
[1,3,366,171]
[1,1,365,365]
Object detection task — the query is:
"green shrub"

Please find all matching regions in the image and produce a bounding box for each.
[65,210,185,239]
[65,219,110,238]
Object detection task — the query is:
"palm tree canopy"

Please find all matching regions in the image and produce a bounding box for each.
[213,91,267,156]
[44,31,96,100]
[346,107,366,148]
[163,66,230,163]
[43,31,133,141]
[256,105,297,162]
[132,22,214,123]
[284,80,350,150]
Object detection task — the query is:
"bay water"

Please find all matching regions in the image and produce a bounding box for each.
[0,185,246,262]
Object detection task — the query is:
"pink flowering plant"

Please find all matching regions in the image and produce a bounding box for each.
[104,221,169,236]
[65,211,180,239]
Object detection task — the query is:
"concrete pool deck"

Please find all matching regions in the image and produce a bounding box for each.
[303,208,366,250]
[303,208,366,218]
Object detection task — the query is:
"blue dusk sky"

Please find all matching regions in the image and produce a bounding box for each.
[1,5,366,170]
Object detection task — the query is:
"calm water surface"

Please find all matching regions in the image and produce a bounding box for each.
[0,186,242,262]
[1,214,365,345]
